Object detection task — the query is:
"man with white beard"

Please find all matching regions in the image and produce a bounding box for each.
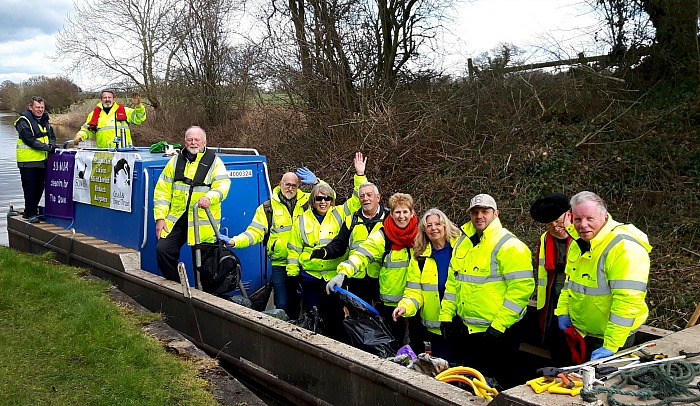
[153,126,231,282]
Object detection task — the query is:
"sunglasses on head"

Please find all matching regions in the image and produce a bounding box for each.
[315,195,332,202]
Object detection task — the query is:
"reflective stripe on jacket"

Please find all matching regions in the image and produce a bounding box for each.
[345,210,387,279]
[286,174,365,279]
[153,149,230,245]
[15,113,50,163]
[555,216,651,352]
[337,228,412,306]
[230,185,312,266]
[77,103,146,148]
[398,236,461,334]
[439,218,534,333]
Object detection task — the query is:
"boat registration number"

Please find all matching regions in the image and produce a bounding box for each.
[228,169,253,178]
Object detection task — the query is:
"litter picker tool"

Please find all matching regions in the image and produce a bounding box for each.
[177,262,204,345]
[597,350,700,380]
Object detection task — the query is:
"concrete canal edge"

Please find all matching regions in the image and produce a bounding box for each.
[8,216,483,406]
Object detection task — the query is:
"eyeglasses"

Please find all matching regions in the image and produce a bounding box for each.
[315,196,332,202]
[283,183,299,188]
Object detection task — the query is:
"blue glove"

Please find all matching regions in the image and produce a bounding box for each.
[591,347,614,360]
[558,315,572,331]
[219,235,231,244]
[296,167,317,185]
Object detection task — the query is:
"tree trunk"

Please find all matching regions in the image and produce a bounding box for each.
[640,0,699,80]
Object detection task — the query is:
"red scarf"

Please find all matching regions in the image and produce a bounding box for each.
[383,215,418,250]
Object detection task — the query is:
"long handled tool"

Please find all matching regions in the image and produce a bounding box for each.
[178,262,204,345]
[597,350,700,380]
[537,342,658,378]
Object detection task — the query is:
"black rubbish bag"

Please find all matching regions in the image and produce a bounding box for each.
[291,306,324,334]
[193,240,241,296]
[343,316,395,358]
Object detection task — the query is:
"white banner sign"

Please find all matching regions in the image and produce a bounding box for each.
[73,151,135,212]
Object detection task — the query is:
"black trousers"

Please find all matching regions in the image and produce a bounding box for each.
[449,319,522,389]
[156,214,188,282]
[19,166,46,217]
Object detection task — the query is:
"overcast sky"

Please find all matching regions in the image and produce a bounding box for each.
[0,0,599,91]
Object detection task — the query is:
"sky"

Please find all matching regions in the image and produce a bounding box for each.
[0,0,601,90]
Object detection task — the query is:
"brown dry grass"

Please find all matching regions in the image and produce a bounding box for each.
[58,72,700,331]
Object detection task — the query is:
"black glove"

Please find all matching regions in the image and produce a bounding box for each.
[484,326,504,341]
[48,144,57,154]
[440,321,452,340]
[310,248,326,259]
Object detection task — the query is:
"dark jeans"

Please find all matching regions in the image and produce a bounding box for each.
[156,214,188,282]
[19,166,46,217]
[449,319,521,389]
[301,276,347,343]
[271,265,302,318]
[407,317,452,361]
[345,276,380,307]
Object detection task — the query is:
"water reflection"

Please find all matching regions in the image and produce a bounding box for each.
[0,111,79,246]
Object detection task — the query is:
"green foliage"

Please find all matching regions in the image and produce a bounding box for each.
[0,248,217,406]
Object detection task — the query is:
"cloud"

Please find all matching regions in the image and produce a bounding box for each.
[0,35,64,76]
[0,0,74,42]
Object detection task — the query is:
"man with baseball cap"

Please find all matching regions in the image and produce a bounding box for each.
[530,193,573,365]
[439,193,534,388]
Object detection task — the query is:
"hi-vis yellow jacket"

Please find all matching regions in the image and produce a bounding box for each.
[286,174,365,280]
[153,150,230,245]
[77,103,146,148]
[439,218,534,334]
[398,236,461,334]
[554,216,651,352]
[229,185,314,266]
[337,227,412,306]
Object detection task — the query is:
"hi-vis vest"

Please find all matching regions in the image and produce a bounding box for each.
[439,218,534,334]
[153,149,230,245]
[554,217,651,352]
[15,114,49,163]
[77,103,146,148]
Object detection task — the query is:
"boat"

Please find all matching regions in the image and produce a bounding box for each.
[7,145,477,405]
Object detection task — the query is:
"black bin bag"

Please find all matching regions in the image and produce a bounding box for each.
[333,286,395,358]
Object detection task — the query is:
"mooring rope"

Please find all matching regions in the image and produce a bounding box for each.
[581,361,700,406]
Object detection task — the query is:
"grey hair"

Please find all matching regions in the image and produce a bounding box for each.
[570,191,607,215]
[185,125,207,141]
[413,208,461,258]
[311,183,336,205]
[359,182,379,195]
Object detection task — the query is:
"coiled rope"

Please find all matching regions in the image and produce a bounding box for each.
[581,361,700,406]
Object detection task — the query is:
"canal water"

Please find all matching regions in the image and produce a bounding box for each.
[0,111,77,246]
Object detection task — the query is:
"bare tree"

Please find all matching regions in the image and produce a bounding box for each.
[55,0,183,108]
[265,0,450,114]
[591,0,699,80]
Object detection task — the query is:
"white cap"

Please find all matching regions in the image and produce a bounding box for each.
[468,194,497,211]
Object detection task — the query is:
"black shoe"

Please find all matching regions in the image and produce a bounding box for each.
[28,217,40,224]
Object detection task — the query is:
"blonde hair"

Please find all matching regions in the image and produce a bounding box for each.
[413,208,461,258]
[388,193,414,211]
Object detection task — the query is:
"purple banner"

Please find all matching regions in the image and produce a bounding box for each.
[44,151,76,219]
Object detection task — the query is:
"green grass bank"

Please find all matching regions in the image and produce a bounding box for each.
[0,247,218,406]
